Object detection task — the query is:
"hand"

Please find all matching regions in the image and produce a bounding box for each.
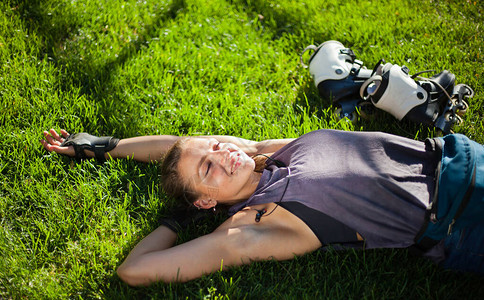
[40,129,75,157]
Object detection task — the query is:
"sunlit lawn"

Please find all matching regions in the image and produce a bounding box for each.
[1,0,483,298]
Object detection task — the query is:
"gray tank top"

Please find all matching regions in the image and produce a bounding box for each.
[229,130,442,256]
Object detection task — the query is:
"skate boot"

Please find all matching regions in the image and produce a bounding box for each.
[301,40,473,133]
[301,40,373,122]
[359,61,473,134]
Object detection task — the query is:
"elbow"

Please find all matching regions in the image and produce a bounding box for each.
[116,262,151,287]
[117,259,179,286]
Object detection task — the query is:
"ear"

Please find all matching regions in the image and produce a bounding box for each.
[193,198,217,210]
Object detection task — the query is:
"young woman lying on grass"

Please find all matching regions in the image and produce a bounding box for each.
[41,128,484,285]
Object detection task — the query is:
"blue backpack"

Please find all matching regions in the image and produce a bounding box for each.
[414,134,484,253]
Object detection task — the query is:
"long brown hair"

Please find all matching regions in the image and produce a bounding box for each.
[160,138,199,206]
[252,153,272,173]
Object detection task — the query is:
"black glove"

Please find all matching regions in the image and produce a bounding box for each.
[60,133,119,161]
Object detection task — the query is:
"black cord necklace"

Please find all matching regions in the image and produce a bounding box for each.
[251,154,291,222]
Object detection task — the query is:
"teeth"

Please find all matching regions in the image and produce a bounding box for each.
[231,154,239,174]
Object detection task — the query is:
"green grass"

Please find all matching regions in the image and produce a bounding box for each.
[1,0,483,298]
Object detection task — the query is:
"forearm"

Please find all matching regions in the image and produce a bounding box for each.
[117,225,178,285]
[43,130,182,163]
[108,135,180,163]
[252,138,295,154]
[124,226,177,258]
[117,228,236,285]
[210,136,295,156]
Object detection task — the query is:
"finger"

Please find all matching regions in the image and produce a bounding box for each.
[43,130,53,143]
[60,129,70,139]
[40,139,75,156]
[49,129,64,143]
[40,139,55,152]
[40,138,48,150]
[43,131,62,146]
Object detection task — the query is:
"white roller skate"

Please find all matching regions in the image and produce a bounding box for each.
[360,60,473,133]
[301,40,473,133]
[301,40,373,122]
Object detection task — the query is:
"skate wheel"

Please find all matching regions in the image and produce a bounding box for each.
[457,100,469,117]
[444,112,453,122]
[454,84,475,99]
[357,101,377,119]
[335,107,357,123]
[444,112,463,124]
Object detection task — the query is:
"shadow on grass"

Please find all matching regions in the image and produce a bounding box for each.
[12,0,80,52]
[101,247,484,299]
[13,0,187,136]
[230,0,332,42]
[225,0,441,138]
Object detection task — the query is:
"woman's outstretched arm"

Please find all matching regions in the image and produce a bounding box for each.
[41,129,294,163]
[116,203,321,285]
[41,129,181,163]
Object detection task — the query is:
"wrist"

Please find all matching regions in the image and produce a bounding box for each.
[60,133,120,161]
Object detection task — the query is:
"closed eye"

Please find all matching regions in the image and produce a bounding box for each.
[205,141,219,177]
[205,162,212,176]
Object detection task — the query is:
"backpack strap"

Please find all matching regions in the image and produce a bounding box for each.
[410,138,443,255]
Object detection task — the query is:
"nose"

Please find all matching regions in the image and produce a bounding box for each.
[210,144,231,167]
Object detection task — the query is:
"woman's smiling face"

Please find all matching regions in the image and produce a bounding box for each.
[177,137,259,208]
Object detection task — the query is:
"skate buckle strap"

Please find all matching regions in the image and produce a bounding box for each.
[300,45,319,68]
[339,48,356,60]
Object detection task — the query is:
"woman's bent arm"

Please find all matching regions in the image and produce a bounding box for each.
[116,203,321,285]
[117,225,239,285]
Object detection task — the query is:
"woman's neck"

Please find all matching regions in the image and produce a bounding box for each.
[227,171,263,205]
